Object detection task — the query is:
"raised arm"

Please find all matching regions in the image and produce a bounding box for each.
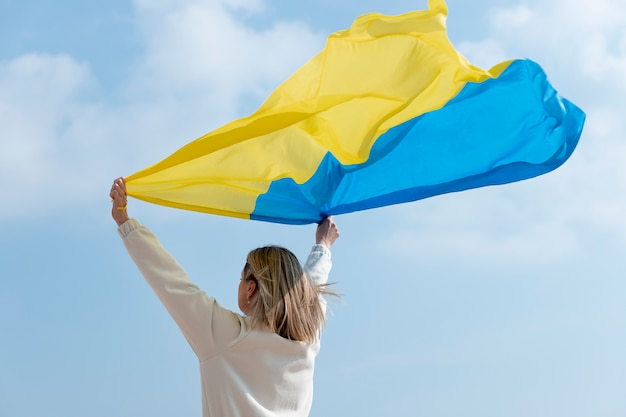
[110,178,241,361]
[304,217,339,286]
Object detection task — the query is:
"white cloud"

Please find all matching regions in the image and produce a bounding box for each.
[0,53,106,217]
[0,53,92,167]
[459,0,626,90]
[128,0,321,118]
[490,4,534,30]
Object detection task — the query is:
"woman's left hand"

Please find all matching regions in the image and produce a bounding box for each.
[110,177,130,226]
[316,216,340,248]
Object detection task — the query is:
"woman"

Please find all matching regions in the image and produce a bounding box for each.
[110,177,340,417]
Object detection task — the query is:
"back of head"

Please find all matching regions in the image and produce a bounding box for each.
[243,246,331,343]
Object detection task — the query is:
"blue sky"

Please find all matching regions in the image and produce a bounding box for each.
[1,0,625,416]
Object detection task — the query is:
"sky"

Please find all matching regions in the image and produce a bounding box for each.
[1,0,625,416]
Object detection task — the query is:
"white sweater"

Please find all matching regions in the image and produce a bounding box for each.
[118,219,332,417]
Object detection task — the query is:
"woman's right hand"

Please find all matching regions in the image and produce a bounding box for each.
[316,216,340,248]
[110,177,130,226]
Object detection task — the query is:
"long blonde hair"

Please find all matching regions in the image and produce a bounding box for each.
[243,245,336,343]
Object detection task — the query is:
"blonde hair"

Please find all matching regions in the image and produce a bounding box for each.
[243,246,336,343]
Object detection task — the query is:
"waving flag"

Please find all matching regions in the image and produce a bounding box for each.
[125,0,585,225]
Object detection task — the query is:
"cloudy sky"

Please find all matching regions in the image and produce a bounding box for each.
[1,0,625,416]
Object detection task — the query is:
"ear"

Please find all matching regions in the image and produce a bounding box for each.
[246,279,257,298]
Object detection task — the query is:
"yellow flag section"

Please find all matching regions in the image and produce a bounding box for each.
[126,0,508,220]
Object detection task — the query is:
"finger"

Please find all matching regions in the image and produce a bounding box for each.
[111,188,126,204]
[111,178,123,189]
[112,182,124,196]
[115,178,127,196]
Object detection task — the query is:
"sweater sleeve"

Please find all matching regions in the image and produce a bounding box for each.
[303,244,332,285]
[118,219,242,361]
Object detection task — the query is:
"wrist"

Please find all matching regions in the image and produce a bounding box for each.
[315,239,330,248]
[114,214,130,227]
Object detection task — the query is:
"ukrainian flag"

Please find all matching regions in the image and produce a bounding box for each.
[126,0,585,224]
